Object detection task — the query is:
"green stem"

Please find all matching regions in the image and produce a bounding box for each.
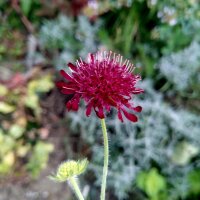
[69,177,85,200]
[100,119,109,200]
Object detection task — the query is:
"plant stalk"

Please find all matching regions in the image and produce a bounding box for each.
[100,118,109,200]
[69,177,85,200]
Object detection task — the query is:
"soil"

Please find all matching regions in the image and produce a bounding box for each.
[0,169,72,200]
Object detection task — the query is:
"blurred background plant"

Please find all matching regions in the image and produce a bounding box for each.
[0,0,200,200]
[0,68,54,177]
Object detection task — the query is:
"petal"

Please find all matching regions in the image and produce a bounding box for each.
[107,96,117,107]
[61,88,75,94]
[71,100,79,111]
[133,106,142,112]
[124,103,142,113]
[94,106,105,119]
[60,70,73,81]
[105,104,111,112]
[86,102,93,117]
[122,109,138,122]
[68,63,77,72]
[117,109,124,122]
[88,53,95,63]
[132,88,144,94]
[56,81,68,88]
[66,101,72,111]
[71,96,81,111]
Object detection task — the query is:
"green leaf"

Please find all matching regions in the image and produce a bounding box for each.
[16,145,30,157]
[28,75,54,94]
[136,171,147,190]
[0,129,4,143]
[25,93,41,116]
[0,136,15,155]
[25,93,39,110]
[188,169,200,195]
[20,0,32,16]
[9,124,25,139]
[136,168,167,199]
[0,102,15,113]
[0,84,8,96]
[0,151,15,175]
[3,151,15,166]
[26,142,54,177]
[145,168,166,198]
[0,163,12,174]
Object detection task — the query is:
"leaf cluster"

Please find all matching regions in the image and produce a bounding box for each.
[0,68,54,177]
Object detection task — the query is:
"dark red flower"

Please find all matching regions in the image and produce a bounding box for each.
[57,51,144,122]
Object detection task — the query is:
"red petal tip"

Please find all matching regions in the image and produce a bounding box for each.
[122,109,138,122]
[60,70,73,81]
[134,106,142,112]
[68,63,77,71]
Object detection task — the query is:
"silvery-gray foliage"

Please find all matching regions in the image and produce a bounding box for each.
[39,15,100,70]
[159,41,200,91]
[68,79,200,199]
[39,15,74,49]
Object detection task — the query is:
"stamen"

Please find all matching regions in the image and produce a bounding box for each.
[125,60,130,71]
[99,51,103,61]
[113,52,116,63]
[79,57,83,64]
[120,55,123,66]
[126,63,131,71]
[130,64,135,72]
[116,54,120,63]
[95,52,98,66]
[76,60,81,68]
[104,51,107,60]
[129,64,133,72]
[108,51,112,63]
[95,52,98,60]
[123,59,127,66]
[107,51,110,59]
[128,64,133,72]
[132,66,136,72]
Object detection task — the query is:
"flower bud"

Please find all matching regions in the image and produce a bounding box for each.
[49,159,88,182]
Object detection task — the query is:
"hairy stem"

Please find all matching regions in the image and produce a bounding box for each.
[69,177,85,200]
[100,118,109,200]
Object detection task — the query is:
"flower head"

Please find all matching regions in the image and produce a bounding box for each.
[49,159,88,182]
[57,51,144,122]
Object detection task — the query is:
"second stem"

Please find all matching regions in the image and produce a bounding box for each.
[69,177,85,200]
[100,118,109,200]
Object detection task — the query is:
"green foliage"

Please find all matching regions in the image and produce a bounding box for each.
[39,15,100,70]
[187,169,200,196]
[0,129,15,174]
[159,40,200,94]
[155,25,191,54]
[0,102,15,114]
[0,27,25,61]
[99,0,159,77]
[136,168,167,200]
[0,70,54,177]
[25,74,54,116]
[39,15,75,50]
[9,124,25,139]
[20,0,32,16]
[26,141,54,177]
